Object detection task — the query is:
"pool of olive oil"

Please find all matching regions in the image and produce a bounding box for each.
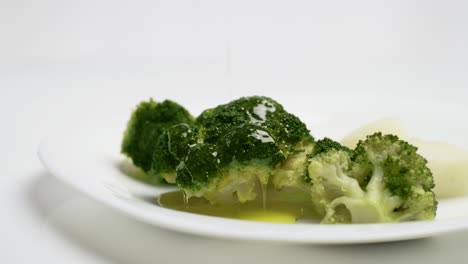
[158,186,318,224]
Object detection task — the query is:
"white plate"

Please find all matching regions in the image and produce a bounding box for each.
[38,102,468,244]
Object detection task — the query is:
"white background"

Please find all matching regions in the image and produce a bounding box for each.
[1,0,468,263]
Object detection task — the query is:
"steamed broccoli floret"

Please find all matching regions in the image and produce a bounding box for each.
[176,96,313,203]
[308,133,437,223]
[121,99,194,172]
[273,138,348,191]
[271,142,314,191]
[300,138,351,184]
[151,123,199,183]
[177,124,285,203]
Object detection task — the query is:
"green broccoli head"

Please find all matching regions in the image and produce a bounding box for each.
[308,133,437,224]
[121,99,194,172]
[197,96,313,153]
[352,133,434,196]
[151,123,199,183]
[312,137,352,156]
[176,124,284,203]
[222,124,285,165]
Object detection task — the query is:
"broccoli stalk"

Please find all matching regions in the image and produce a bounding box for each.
[310,152,404,223]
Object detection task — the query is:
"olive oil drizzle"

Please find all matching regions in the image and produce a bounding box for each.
[182,190,189,208]
[158,186,319,224]
[260,181,267,209]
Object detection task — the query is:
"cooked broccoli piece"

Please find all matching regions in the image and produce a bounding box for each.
[151,123,199,183]
[177,124,285,203]
[121,99,194,173]
[272,138,349,191]
[271,142,314,191]
[299,138,352,185]
[308,133,437,223]
[177,96,314,203]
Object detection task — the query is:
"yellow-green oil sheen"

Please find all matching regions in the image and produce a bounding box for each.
[158,186,318,224]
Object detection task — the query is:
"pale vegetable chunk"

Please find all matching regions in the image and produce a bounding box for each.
[413,140,468,198]
[341,118,408,149]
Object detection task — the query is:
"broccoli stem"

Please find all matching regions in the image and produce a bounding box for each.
[325,166,403,223]
[334,165,364,197]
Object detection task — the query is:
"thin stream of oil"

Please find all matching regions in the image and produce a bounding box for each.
[257,175,267,210]
[182,191,189,208]
[261,182,267,209]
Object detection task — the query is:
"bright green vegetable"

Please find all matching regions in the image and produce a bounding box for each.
[308,133,437,223]
[176,96,314,203]
[177,124,286,203]
[196,96,313,150]
[121,99,194,174]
